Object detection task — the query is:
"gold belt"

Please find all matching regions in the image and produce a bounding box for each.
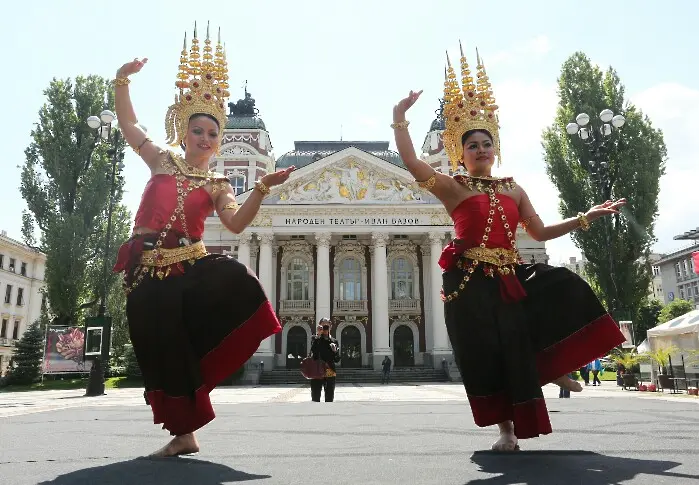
[462,247,520,267]
[140,240,208,267]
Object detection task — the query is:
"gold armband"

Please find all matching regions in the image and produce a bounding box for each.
[417,173,436,190]
[254,180,271,196]
[134,137,152,155]
[220,202,239,213]
[391,120,410,130]
[112,77,131,86]
[577,212,590,231]
[520,214,538,229]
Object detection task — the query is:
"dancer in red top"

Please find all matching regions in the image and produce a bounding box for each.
[392,44,626,451]
[112,24,294,457]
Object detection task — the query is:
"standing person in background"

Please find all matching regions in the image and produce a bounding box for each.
[579,365,590,386]
[310,318,341,402]
[381,356,392,384]
[591,359,602,386]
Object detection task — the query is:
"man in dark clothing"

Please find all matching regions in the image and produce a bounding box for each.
[381,356,392,384]
[579,365,590,386]
[310,319,341,402]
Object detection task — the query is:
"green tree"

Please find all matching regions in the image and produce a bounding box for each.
[659,299,694,323]
[3,321,44,386]
[542,52,666,321]
[20,76,131,327]
[635,298,664,340]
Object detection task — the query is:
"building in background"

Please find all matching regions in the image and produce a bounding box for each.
[203,92,549,372]
[561,255,589,282]
[654,228,699,308]
[0,230,46,375]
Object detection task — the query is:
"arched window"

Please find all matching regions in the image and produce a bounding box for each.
[390,257,413,299]
[339,258,362,301]
[286,258,310,300]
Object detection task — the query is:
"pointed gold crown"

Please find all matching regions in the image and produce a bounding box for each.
[165,22,230,146]
[441,42,501,172]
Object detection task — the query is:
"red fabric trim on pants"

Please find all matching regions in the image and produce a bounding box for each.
[466,313,623,440]
[468,393,552,439]
[146,300,281,436]
[536,313,625,385]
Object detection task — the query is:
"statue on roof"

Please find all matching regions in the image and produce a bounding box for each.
[228,81,259,116]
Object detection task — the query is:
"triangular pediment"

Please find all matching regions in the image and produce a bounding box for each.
[237,147,439,205]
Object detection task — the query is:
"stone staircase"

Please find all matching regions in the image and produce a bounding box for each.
[259,367,450,385]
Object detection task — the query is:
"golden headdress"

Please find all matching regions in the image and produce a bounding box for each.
[442,42,501,172]
[165,22,230,146]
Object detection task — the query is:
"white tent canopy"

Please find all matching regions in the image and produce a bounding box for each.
[647,310,699,338]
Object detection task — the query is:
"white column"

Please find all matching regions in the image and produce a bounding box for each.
[420,244,434,355]
[315,232,332,321]
[371,232,391,368]
[236,232,252,267]
[255,233,275,359]
[428,231,451,367]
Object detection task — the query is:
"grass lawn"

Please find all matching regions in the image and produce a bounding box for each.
[0,376,143,393]
[572,372,617,382]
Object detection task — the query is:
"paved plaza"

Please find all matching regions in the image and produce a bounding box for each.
[1,382,698,484]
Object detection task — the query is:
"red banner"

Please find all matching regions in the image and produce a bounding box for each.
[693,251,699,275]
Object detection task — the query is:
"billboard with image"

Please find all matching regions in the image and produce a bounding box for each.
[43,326,92,374]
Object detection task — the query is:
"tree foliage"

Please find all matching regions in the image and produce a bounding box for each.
[542,52,666,320]
[20,76,131,327]
[659,299,694,324]
[635,298,664,341]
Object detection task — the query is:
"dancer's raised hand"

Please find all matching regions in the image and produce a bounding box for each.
[394,90,423,117]
[116,58,149,78]
[261,166,296,188]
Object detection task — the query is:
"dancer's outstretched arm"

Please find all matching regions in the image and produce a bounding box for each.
[518,188,626,241]
[215,167,295,234]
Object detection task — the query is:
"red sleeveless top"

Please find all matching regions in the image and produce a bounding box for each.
[450,194,520,248]
[133,174,213,239]
[439,193,527,303]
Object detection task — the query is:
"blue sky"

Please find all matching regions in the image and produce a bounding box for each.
[2,0,697,263]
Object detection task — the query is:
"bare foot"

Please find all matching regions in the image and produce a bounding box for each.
[149,433,200,458]
[552,375,583,393]
[492,421,519,452]
[491,431,519,452]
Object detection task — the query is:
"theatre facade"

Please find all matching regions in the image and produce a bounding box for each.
[203,92,549,371]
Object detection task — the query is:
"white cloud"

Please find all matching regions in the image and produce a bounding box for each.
[631,83,699,253]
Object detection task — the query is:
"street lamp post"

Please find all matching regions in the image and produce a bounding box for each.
[84,109,124,396]
[566,109,626,324]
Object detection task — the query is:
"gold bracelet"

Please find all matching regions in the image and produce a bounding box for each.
[417,173,436,190]
[577,212,590,231]
[391,120,410,130]
[220,201,239,213]
[112,77,131,86]
[254,180,271,196]
[134,137,152,155]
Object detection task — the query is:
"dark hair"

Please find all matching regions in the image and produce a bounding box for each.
[180,113,221,150]
[189,113,220,127]
[461,129,493,146]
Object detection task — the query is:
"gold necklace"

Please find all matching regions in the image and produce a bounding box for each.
[454,174,517,194]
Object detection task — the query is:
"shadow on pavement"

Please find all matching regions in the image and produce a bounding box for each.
[466,450,698,484]
[38,457,270,485]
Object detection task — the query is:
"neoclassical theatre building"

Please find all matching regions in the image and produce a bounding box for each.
[204,92,549,371]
